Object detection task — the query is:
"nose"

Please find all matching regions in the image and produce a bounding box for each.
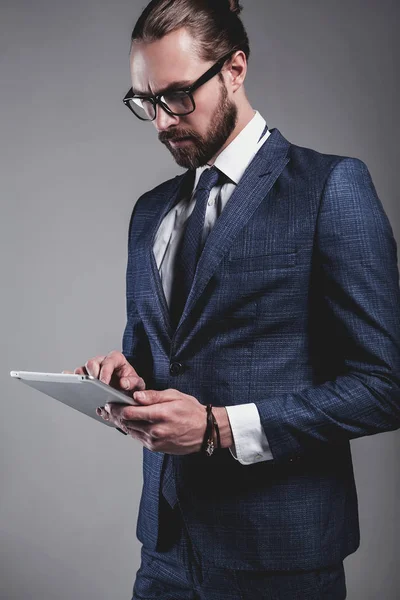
[153,103,180,132]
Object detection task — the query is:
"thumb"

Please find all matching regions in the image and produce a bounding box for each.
[133,390,172,404]
[120,375,146,391]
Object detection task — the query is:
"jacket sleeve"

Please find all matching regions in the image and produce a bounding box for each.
[122,198,154,387]
[256,157,400,462]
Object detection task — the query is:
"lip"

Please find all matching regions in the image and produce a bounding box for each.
[169,137,193,147]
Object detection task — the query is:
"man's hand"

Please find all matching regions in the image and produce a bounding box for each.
[101,389,233,454]
[63,351,146,433]
[63,350,145,391]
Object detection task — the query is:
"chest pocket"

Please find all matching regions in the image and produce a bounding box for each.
[227,239,298,272]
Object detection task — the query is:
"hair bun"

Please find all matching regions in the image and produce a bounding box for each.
[227,0,243,15]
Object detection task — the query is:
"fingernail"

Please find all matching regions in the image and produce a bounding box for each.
[122,378,130,389]
[135,391,145,401]
[104,404,110,413]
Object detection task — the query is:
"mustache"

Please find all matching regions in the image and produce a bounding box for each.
[158,130,200,144]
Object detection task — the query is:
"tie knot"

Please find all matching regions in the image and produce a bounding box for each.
[196,166,222,194]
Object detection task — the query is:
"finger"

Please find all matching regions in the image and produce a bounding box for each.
[133,390,172,404]
[97,407,124,431]
[85,356,106,379]
[105,353,145,391]
[98,352,127,385]
[103,402,125,423]
[119,375,146,392]
[96,406,110,421]
[107,403,154,423]
[74,366,88,375]
[62,368,88,375]
[115,427,128,436]
[123,420,152,434]
[104,402,127,420]
[123,426,146,444]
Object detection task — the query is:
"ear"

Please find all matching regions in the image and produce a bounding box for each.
[225,50,247,93]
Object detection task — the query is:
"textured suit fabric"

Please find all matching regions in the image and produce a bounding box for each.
[122,127,400,570]
[160,449,177,509]
[132,503,346,599]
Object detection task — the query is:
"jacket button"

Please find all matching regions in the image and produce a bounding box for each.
[170,362,183,376]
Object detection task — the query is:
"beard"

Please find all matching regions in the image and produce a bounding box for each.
[158,80,238,170]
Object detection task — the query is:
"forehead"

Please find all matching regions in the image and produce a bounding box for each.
[130,28,207,95]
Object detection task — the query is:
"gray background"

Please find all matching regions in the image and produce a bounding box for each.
[1,0,399,598]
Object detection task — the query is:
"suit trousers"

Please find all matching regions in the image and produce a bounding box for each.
[132,495,347,600]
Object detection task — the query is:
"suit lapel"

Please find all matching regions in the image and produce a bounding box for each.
[140,170,195,343]
[175,128,291,335]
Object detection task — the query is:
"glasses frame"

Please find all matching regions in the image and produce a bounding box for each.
[123,50,236,121]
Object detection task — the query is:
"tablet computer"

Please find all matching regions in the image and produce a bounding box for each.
[10,371,139,428]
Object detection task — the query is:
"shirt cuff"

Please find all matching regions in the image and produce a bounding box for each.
[225,403,274,464]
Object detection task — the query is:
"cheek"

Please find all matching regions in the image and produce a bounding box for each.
[186,83,222,121]
[198,91,221,117]
[183,104,218,136]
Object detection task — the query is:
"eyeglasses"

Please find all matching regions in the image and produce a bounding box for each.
[123,50,235,121]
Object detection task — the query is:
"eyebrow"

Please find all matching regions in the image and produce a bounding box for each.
[131,80,193,97]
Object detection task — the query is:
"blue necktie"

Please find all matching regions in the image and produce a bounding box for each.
[169,166,222,330]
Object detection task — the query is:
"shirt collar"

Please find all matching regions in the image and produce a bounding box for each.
[194,110,270,188]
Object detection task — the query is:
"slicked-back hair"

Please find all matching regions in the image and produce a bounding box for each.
[130,0,250,63]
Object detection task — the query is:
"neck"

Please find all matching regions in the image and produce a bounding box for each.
[208,102,256,165]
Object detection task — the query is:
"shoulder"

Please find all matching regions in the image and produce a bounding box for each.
[273,132,375,203]
[268,130,382,228]
[135,174,184,212]
[127,172,185,228]
[286,136,368,186]
[287,139,382,215]
[266,128,370,193]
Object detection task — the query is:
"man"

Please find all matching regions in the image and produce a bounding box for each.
[69,1,400,598]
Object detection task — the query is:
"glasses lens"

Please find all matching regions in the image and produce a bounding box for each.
[161,91,194,115]
[126,97,155,120]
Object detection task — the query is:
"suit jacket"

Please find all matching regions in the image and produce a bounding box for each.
[122,127,400,570]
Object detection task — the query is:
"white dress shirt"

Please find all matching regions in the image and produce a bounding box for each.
[153,110,274,464]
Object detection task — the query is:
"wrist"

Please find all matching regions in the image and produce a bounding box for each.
[211,407,234,449]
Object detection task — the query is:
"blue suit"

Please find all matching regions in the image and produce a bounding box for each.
[122,128,400,571]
